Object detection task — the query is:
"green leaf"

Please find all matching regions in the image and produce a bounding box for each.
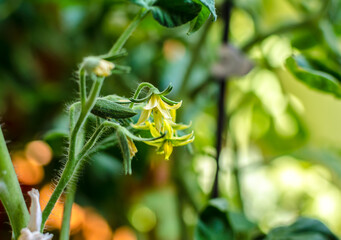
[228,212,256,234]
[152,0,202,27]
[285,55,341,98]
[197,0,216,20]
[264,218,338,240]
[188,3,210,34]
[194,198,233,240]
[188,0,216,34]
[130,0,202,27]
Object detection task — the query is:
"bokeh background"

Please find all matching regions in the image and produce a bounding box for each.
[1,0,341,239]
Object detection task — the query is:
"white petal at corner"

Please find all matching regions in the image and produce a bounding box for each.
[18,228,53,240]
[18,188,53,240]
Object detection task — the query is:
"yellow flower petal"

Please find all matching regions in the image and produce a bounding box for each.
[164,100,182,110]
[153,109,163,132]
[170,121,192,130]
[172,136,195,147]
[170,109,176,122]
[163,141,173,160]
[136,109,151,125]
[149,123,162,138]
[127,138,138,158]
[144,95,158,110]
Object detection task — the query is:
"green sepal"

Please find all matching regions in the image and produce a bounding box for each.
[91,99,137,119]
[160,95,181,105]
[116,128,132,175]
[129,91,153,103]
[158,83,173,95]
[100,49,128,61]
[111,64,131,75]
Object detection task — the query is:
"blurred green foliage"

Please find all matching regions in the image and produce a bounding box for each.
[2,0,341,239]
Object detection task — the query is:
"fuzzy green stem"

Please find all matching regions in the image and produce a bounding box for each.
[77,122,108,160]
[108,8,149,55]
[59,183,76,240]
[0,127,30,239]
[79,68,87,108]
[41,78,104,231]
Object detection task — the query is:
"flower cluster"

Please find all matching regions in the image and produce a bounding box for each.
[133,91,194,160]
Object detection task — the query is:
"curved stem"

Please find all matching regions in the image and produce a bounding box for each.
[0,127,30,239]
[108,8,149,55]
[129,82,155,108]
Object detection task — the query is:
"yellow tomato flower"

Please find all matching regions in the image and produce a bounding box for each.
[135,94,182,132]
[142,120,194,160]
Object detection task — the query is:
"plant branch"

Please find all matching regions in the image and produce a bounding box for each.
[108,8,149,55]
[41,78,104,231]
[0,127,30,240]
[79,68,87,108]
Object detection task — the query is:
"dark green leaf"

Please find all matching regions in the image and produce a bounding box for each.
[194,198,233,240]
[197,0,216,20]
[290,30,320,50]
[265,218,338,240]
[285,55,341,98]
[188,3,210,34]
[152,0,202,27]
[130,0,202,27]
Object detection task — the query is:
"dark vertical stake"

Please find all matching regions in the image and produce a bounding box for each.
[211,0,233,199]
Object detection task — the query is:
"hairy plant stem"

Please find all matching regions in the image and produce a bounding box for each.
[0,127,30,240]
[59,182,76,240]
[79,67,87,108]
[53,8,150,238]
[41,78,104,232]
[108,8,149,55]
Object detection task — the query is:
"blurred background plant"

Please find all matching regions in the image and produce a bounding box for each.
[1,0,341,239]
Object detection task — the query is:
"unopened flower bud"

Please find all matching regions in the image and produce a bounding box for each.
[83,57,115,77]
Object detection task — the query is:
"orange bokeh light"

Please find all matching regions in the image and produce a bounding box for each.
[162,39,186,62]
[82,208,113,240]
[112,226,137,240]
[12,152,44,185]
[25,140,53,166]
[39,184,85,234]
